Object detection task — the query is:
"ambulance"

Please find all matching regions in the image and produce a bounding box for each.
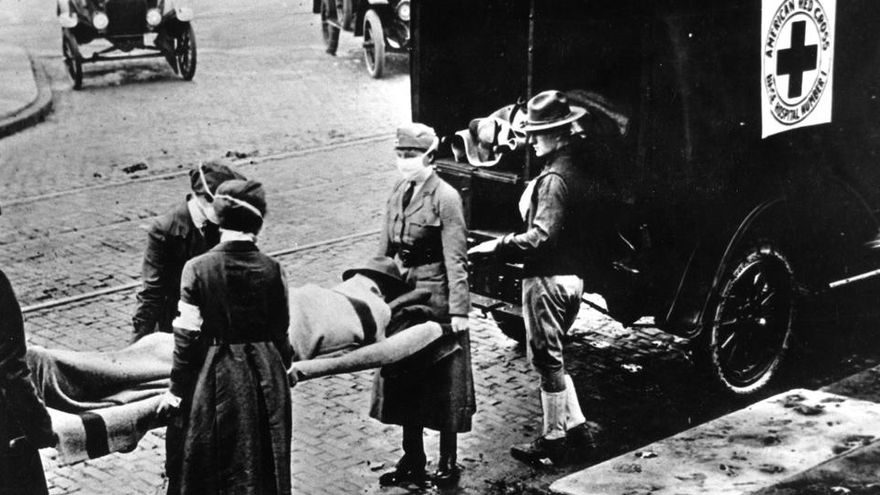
[411,0,880,395]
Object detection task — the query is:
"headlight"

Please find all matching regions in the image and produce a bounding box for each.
[396,1,410,22]
[58,13,78,28]
[175,7,193,22]
[92,11,109,30]
[146,8,162,27]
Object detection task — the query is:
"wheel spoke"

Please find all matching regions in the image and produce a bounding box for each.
[713,252,794,390]
[758,290,777,308]
[717,318,740,328]
[719,331,736,352]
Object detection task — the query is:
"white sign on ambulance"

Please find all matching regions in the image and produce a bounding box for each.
[761,0,835,138]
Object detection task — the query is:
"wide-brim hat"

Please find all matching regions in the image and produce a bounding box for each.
[519,90,588,133]
[342,256,410,298]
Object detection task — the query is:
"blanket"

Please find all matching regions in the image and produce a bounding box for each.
[26,333,173,466]
[27,286,444,466]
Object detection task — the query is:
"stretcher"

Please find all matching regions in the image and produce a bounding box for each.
[28,295,446,466]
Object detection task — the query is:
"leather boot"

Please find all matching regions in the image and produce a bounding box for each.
[561,374,598,449]
[510,389,568,465]
[378,454,428,488]
[432,432,461,487]
[379,427,428,487]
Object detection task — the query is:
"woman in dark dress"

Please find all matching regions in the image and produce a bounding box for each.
[371,123,475,488]
[0,269,56,495]
[157,179,293,495]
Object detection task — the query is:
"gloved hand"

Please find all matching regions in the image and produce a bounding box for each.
[451,316,469,333]
[156,390,182,418]
[286,364,301,386]
[467,238,500,259]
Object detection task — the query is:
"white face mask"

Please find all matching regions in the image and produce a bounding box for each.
[196,195,219,224]
[395,155,427,181]
[204,204,219,224]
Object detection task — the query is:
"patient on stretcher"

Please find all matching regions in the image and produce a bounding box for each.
[24,256,453,464]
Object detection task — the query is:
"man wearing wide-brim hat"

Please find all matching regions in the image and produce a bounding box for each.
[469,90,599,465]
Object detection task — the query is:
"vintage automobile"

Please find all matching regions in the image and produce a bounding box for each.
[57,0,197,89]
[411,0,880,395]
[314,0,410,78]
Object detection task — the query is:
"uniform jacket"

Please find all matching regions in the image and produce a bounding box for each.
[133,199,216,338]
[378,172,470,317]
[0,270,54,495]
[170,241,292,495]
[373,172,475,432]
[498,144,616,279]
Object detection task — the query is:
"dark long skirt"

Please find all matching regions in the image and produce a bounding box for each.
[180,342,292,495]
[369,330,475,432]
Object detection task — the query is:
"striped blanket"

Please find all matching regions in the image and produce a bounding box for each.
[26,281,439,466]
[26,333,173,466]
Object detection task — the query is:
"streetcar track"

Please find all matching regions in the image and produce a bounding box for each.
[20,228,380,314]
[3,133,393,208]
[0,166,393,248]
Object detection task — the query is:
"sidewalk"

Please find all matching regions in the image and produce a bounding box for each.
[552,364,880,495]
[0,44,52,139]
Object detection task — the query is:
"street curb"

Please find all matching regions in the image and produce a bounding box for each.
[0,54,53,140]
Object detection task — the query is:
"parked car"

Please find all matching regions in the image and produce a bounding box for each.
[314,0,410,78]
[412,0,880,396]
[57,0,196,89]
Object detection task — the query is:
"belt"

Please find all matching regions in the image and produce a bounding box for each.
[394,244,443,267]
[208,337,270,346]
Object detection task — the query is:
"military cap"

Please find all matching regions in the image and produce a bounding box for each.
[189,159,246,198]
[395,122,438,151]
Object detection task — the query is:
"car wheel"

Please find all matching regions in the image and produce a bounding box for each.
[363,9,385,78]
[320,0,340,55]
[339,0,354,31]
[704,241,795,396]
[62,30,83,90]
[175,23,197,81]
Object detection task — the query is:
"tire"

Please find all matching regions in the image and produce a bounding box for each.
[703,242,795,396]
[62,30,83,90]
[338,0,354,31]
[175,23,197,81]
[363,9,385,78]
[492,311,526,344]
[320,0,340,55]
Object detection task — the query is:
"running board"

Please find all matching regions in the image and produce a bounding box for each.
[829,268,880,289]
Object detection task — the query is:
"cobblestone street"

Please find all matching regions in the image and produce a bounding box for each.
[28,227,696,495]
[4,0,880,493]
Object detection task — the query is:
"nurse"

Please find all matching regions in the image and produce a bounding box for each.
[370,123,475,488]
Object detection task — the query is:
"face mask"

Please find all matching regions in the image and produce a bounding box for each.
[196,195,219,224]
[395,156,426,181]
[203,204,219,224]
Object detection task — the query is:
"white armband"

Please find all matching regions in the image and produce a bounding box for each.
[172,301,203,332]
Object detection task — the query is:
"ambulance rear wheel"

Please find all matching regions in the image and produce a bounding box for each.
[702,241,795,396]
